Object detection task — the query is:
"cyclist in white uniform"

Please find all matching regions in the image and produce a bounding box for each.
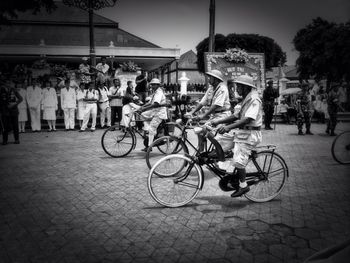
[212,75,262,197]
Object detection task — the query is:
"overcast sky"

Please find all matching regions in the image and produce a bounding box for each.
[98,0,350,65]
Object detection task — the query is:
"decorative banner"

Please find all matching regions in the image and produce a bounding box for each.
[204,51,265,91]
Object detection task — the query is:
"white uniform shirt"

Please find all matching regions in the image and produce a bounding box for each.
[96,63,109,74]
[151,87,167,120]
[239,90,263,127]
[76,89,86,102]
[18,89,27,109]
[26,85,42,108]
[61,87,77,109]
[42,87,58,108]
[200,82,230,111]
[84,89,99,102]
[98,87,110,103]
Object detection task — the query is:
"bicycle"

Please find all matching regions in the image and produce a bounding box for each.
[147,124,289,207]
[145,118,233,170]
[331,131,350,165]
[101,109,182,158]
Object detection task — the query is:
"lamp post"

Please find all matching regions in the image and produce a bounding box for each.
[62,0,118,67]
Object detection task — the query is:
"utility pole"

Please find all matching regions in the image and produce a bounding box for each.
[208,0,216,52]
[88,0,96,67]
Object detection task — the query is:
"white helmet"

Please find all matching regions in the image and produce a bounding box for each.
[205,69,224,82]
[149,78,161,85]
[234,74,256,89]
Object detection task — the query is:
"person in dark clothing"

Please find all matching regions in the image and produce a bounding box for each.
[326,84,340,136]
[263,80,278,130]
[296,84,313,135]
[135,70,148,103]
[0,78,23,145]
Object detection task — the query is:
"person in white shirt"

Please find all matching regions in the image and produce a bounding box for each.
[212,75,263,198]
[79,82,99,132]
[108,78,123,126]
[17,82,27,133]
[41,80,58,131]
[60,79,77,131]
[76,82,86,129]
[95,57,109,79]
[97,81,111,128]
[26,78,42,132]
[137,78,167,152]
[187,69,231,151]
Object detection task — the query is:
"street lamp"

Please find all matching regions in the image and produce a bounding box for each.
[62,0,118,67]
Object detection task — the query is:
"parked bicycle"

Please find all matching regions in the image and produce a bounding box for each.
[331,131,350,165]
[101,109,182,158]
[147,124,289,207]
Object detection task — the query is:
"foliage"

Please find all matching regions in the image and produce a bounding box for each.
[119,61,140,72]
[0,0,56,24]
[196,33,286,73]
[293,17,350,83]
[223,48,250,63]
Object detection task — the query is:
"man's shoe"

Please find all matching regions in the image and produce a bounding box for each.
[91,129,95,132]
[306,131,313,135]
[79,130,85,132]
[231,186,250,198]
[325,129,330,134]
[14,140,20,144]
[330,132,337,136]
[298,130,304,135]
[65,129,69,131]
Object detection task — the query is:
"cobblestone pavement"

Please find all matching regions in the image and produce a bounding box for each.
[0,123,350,263]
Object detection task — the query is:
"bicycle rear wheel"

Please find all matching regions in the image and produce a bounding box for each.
[101,126,135,157]
[146,136,188,169]
[331,131,350,165]
[148,154,203,207]
[244,151,288,202]
[156,123,183,153]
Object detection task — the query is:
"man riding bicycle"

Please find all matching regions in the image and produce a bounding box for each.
[187,69,231,151]
[211,74,263,197]
[137,78,168,152]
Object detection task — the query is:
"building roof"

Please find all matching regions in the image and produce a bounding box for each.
[266,65,298,80]
[178,50,198,69]
[0,2,159,48]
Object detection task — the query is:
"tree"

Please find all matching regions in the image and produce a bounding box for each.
[293,17,350,84]
[0,0,56,24]
[196,33,286,73]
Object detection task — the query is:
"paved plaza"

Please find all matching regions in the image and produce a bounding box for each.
[0,123,350,263]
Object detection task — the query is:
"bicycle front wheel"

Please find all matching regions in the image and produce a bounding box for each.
[148,154,203,207]
[244,151,288,202]
[101,126,135,157]
[331,131,350,165]
[146,136,188,169]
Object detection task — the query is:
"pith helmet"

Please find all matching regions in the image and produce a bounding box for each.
[149,78,161,85]
[205,69,224,82]
[234,74,256,89]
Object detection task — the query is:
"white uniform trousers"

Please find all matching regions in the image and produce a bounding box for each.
[81,103,97,130]
[29,106,41,131]
[99,101,111,127]
[63,108,75,129]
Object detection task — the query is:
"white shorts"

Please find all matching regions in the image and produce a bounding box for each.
[233,130,262,169]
